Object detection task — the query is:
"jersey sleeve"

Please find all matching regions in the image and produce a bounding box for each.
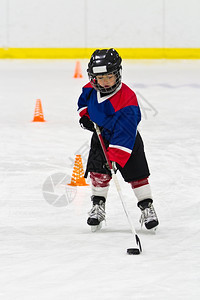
[106,105,141,167]
[77,83,93,118]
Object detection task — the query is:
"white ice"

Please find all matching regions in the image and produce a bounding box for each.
[0,59,200,300]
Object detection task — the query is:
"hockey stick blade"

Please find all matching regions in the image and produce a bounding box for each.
[127,248,140,255]
[127,234,142,255]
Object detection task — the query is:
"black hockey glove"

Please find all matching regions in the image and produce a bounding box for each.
[79,115,95,132]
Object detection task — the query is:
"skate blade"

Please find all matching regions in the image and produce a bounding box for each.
[139,223,158,234]
[91,223,102,232]
[148,226,158,234]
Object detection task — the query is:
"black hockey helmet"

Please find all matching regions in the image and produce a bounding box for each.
[87,48,122,94]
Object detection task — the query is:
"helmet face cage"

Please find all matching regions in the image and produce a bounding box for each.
[88,68,122,94]
[87,48,122,94]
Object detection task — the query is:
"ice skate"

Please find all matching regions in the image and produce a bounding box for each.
[87,196,106,232]
[137,199,159,230]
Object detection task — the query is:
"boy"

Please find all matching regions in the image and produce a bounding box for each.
[77,48,159,230]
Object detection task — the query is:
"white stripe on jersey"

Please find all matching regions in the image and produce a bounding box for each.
[109,144,132,154]
[78,106,87,113]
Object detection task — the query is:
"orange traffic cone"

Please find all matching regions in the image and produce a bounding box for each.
[32,99,45,122]
[68,155,89,186]
[73,61,83,78]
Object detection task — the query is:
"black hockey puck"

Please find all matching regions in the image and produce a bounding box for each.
[127,248,140,255]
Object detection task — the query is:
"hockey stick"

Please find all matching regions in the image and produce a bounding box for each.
[95,124,142,255]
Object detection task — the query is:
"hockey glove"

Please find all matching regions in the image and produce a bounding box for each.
[79,115,95,132]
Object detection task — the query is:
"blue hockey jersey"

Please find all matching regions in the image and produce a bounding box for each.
[77,82,141,167]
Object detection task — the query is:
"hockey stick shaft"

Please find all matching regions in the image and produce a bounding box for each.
[95,124,142,251]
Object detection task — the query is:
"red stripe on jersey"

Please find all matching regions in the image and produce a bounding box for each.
[84,82,93,88]
[109,83,138,112]
[79,107,90,117]
[107,147,131,168]
[79,107,88,117]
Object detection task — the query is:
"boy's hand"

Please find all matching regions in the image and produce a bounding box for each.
[79,115,95,132]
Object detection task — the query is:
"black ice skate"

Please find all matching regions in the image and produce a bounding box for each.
[137,199,159,230]
[87,196,106,232]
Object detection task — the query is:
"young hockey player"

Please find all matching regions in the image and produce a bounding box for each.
[77,48,159,230]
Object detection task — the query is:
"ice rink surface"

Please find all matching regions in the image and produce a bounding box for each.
[0,59,200,299]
